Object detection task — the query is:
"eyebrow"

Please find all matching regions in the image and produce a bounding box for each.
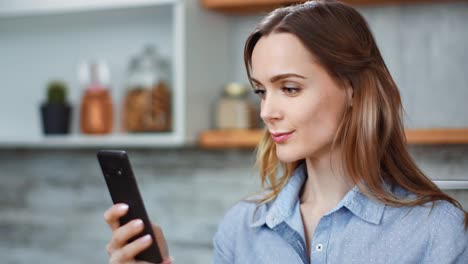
[251,73,306,85]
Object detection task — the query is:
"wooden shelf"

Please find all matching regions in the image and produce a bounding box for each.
[199,128,468,149]
[405,128,468,145]
[201,0,460,14]
[199,129,264,149]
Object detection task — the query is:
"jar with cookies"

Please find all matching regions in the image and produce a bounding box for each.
[122,46,171,133]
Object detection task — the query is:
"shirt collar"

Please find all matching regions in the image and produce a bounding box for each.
[332,185,385,225]
[251,163,307,228]
[250,163,386,228]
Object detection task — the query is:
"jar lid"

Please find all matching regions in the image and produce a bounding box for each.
[224,83,247,97]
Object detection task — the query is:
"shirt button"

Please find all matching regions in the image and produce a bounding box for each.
[270,217,278,225]
[315,243,324,252]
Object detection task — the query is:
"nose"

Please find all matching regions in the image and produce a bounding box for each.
[260,93,282,123]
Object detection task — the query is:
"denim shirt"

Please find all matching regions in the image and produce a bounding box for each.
[212,163,468,264]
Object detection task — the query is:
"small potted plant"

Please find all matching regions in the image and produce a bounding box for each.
[40,80,72,135]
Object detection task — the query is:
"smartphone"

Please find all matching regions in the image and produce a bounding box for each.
[97,150,163,263]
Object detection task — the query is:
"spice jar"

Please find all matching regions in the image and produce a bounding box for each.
[215,83,257,130]
[123,46,171,132]
[79,61,114,134]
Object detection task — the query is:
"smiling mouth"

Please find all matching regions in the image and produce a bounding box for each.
[270,131,294,143]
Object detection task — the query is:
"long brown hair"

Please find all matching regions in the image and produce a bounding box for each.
[244,0,468,227]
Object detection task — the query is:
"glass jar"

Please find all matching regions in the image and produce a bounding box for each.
[122,46,171,132]
[215,83,257,130]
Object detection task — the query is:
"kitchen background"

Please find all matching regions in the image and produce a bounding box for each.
[1,0,468,263]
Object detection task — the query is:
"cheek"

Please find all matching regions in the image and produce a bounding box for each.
[291,96,324,127]
[275,95,346,162]
[295,92,346,141]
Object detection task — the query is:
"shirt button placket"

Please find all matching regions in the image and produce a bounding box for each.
[310,216,330,264]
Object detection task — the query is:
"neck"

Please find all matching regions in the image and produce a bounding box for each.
[300,146,354,211]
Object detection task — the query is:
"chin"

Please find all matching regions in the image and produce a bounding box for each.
[275,146,304,163]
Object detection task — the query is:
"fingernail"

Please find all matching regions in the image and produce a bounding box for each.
[141,234,152,243]
[118,204,129,211]
[133,219,143,227]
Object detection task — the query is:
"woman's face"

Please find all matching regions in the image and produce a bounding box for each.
[251,33,352,163]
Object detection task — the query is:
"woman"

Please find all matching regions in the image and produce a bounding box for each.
[104,1,468,263]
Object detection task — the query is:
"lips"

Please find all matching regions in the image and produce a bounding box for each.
[270,131,294,143]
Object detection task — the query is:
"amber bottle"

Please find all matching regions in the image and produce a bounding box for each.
[80,85,113,134]
[79,62,114,134]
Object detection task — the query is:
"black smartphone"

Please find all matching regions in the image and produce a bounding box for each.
[97,150,163,263]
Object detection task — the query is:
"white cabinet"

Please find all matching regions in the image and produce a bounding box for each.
[0,0,231,148]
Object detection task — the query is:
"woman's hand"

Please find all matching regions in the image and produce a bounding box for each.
[104,203,172,264]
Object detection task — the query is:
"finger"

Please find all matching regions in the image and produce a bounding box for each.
[110,234,153,263]
[108,219,145,252]
[104,203,129,231]
[152,223,169,258]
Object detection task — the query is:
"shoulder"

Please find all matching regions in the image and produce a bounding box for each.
[381,188,467,262]
[390,188,466,234]
[215,197,268,238]
[391,186,466,228]
[212,198,268,263]
[414,200,467,262]
[424,200,466,239]
[428,200,465,225]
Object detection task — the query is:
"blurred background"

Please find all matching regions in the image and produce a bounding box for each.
[0,0,467,263]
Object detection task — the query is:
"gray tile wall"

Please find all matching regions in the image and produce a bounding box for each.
[0,148,259,264]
